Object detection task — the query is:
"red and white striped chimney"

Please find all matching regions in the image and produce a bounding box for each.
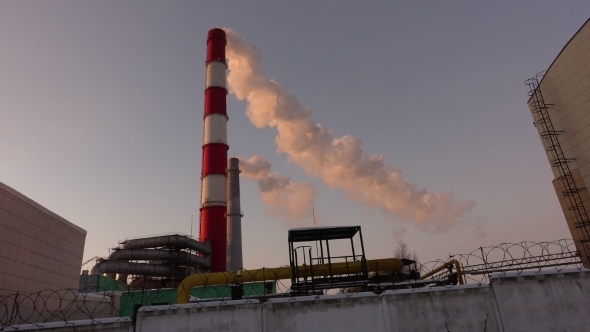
[199,28,228,272]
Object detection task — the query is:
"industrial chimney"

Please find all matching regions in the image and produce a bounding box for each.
[199,28,228,272]
[226,157,243,271]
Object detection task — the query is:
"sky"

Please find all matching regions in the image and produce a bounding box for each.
[1,1,589,269]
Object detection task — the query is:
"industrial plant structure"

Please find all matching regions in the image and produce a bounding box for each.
[9,25,590,330]
[88,234,211,288]
[88,28,242,286]
[527,18,590,267]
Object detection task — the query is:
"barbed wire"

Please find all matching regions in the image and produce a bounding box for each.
[0,289,122,329]
[1,239,586,329]
[418,238,584,284]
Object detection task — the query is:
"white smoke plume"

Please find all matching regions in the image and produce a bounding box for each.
[239,155,317,225]
[224,29,475,233]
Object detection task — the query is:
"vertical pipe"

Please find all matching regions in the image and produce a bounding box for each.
[200,28,229,272]
[226,157,243,271]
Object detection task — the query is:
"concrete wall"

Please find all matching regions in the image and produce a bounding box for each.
[263,293,387,332]
[0,182,86,296]
[3,317,132,332]
[492,270,590,332]
[137,300,262,331]
[134,269,590,332]
[384,284,500,332]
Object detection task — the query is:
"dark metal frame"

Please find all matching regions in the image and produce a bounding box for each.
[288,226,368,295]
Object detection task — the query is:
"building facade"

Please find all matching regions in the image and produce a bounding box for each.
[0,182,86,295]
[527,19,590,267]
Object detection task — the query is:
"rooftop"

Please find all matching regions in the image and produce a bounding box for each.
[288,226,361,242]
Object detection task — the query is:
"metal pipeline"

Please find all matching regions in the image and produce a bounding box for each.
[107,249,211,269]
[90,260,192,278]
[120,235,212,255]
[420,259,464,284]
[177,258,403,303]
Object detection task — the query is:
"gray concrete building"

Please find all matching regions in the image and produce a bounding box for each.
[0,182,86,295]
[527,18,590,267]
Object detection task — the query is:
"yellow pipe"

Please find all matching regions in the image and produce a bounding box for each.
[177,258,402,303]
[420,259,464,285]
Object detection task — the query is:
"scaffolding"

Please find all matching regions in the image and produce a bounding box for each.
[526,72,590,265]
[288,226,369,295]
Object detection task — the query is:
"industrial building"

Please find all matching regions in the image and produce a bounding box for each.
[85,29,243,287]
[0,181,86,295]
[527,18,590,267]
[86,233,211,288]
[4,23,590,331]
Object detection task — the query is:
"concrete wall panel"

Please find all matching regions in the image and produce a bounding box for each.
[262,293,386,332]
[131,270,590,332]
[136,300,262,332]
[383,285,501,332]
[3,317,132,332]
[492,270,590,332]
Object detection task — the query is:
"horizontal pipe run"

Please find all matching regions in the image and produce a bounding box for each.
[177,258,403,304]
[91,260,191,278]
[119,235,211,255]
[107,249,211,269]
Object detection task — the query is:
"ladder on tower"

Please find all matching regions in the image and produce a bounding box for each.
[526,72,590,263]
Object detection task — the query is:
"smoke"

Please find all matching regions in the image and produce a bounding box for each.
[239,155,317,225]
[224,28,475,233]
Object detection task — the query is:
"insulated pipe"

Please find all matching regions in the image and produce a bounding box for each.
[200,28,229,272]
[119,235,211,255]
[117,274,128,283]
[177,258,403,303]
[107,249,211,269]
[420,259,464,284]
[90,260,191,278]
[226,158,243,271]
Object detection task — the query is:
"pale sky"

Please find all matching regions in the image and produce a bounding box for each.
[1,1,589,269]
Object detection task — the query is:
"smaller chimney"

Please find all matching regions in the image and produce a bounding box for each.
[226,158,243,271]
